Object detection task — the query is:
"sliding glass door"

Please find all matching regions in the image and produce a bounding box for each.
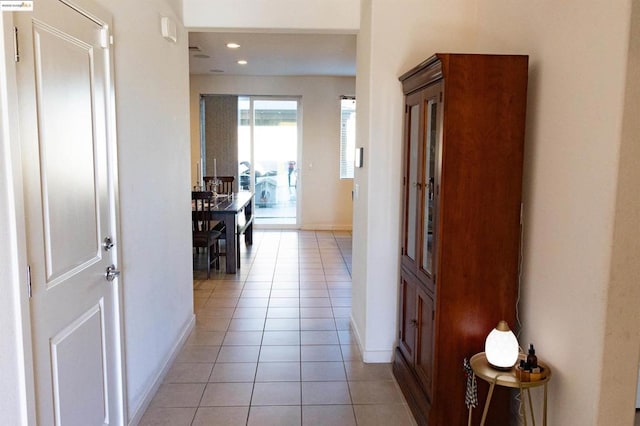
[238,97,300,226]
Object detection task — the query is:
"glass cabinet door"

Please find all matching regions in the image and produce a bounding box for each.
[405,102,420,263]
[403,86,440,278]
[421,96,439,278]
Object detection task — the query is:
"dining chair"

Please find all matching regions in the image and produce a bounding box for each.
[203,175,235,194]
[192,191,221,278]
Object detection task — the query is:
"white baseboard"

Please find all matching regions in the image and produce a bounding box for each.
[349,315,393,363]
[300,224,352,232]
[362,349,394,363]
[127,314,195,425]
[350,315,363,354]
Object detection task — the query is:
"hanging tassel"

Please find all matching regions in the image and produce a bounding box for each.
[463,358,478,409]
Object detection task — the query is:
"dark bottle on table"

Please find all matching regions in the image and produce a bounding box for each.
[526,344,538,369]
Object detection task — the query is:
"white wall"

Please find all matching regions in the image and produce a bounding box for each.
[3,0,636,424]
[190,75,355,230]
[474,2,635,423]
[597,0,640,420]
[164,0,183,21]
[183,0,360,32]
[98,0,195,421]
[350,0,371,358]
[352,0,477,362]
[1,1,195,423]
[354,0,638,424]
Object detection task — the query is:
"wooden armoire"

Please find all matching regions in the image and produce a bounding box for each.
[393,54,529,425]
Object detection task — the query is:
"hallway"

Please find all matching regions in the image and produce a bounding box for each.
[140,230,415,425]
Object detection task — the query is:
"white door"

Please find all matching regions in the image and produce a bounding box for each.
[16,1,123,424]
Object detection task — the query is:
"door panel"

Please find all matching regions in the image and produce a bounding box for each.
[34,21,101,284]
[416,82,442,286]
[415,288,435,398]
[402,84,442,287]
[404,96,420,263]
[420,98,438,279]
[17,1,121,425]
[398,273,416,361]
[51,303,107,425]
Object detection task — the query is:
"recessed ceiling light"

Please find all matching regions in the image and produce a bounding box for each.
[193,54,210,58]
[237,60,248,65]
[226,43,240,49]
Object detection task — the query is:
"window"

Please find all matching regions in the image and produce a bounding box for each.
[340,97,356,179]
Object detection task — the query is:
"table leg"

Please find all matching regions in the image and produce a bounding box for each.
[526,388,536,426]
[543,383,548,426]
[244,200,253,245]
[225,214,237,273]
[521,387,527,426]
[480,381,496,426]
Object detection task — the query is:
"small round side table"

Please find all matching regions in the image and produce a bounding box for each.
[469,352,552,426]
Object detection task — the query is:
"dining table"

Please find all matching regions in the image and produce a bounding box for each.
[198,191,254,274]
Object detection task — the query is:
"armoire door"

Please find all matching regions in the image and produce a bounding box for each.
[401,91,422,271]
[401,82,442,290]
[414,287,435,398]
[398,273,417,362]
[417,83,442,287]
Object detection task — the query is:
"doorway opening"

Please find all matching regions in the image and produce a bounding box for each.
[239,96,301,227]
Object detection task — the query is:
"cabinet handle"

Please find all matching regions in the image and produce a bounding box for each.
[410,319,418,328]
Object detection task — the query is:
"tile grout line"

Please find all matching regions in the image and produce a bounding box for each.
[149,231,409,425]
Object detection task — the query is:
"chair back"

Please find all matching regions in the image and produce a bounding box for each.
[192,191,215,232]
[204,175,235,194]
[218,176,234,194]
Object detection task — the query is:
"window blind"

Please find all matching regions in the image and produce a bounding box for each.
[340,97,356,179]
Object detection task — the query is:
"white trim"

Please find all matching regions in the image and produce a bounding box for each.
[127,315,195,426]
[243,95,302,227]
[300,224,352,232]
[296,96,303,225]
[361,349,394,363]
[350,314,363,348]
[253,225,352,231]
[98,0,128,420]
[350,314,393,363]
[0,12,36,425]
[254,223,300,230]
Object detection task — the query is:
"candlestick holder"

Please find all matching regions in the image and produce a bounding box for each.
[205,179,218,194]
[206,178,228,199]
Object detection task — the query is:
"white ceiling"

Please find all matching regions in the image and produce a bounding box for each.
[188,32,357,77]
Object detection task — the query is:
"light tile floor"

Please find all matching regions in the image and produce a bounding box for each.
[140,230,416,426]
